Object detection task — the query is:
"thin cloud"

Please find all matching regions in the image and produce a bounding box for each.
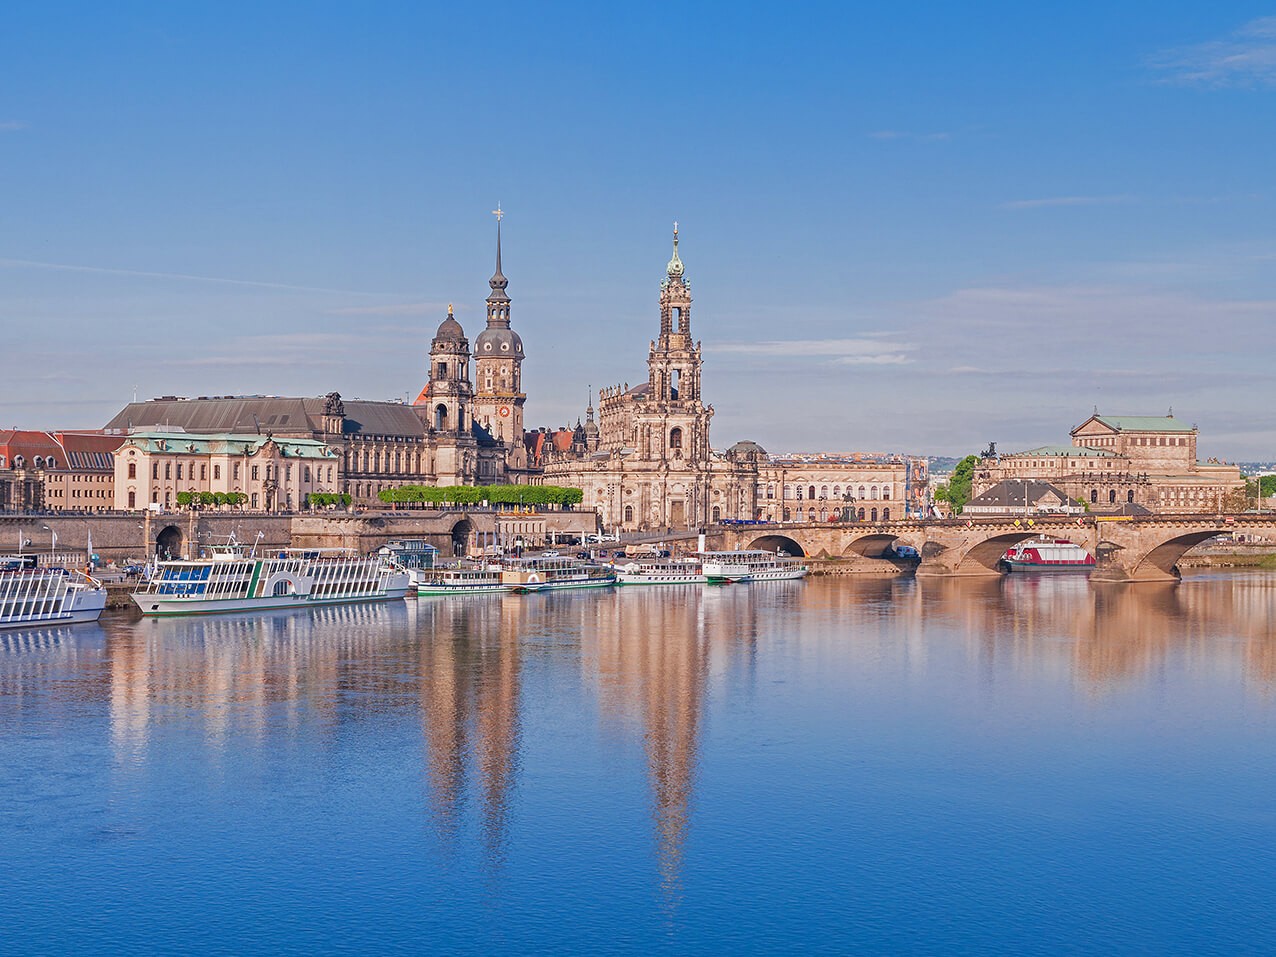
[713,337,916,365]
[329,301,448,317]
[0,257,400,297]
[0,121,26,133]
[1001,195,1135,210]
[1148,16,1276,86]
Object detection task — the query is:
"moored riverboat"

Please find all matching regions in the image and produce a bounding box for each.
[131,544,410,616]
[417,564,512,596]
[1001,539,1094,573]
[615,558,707,586]
[0,555,106,629]
[501,556,616,592]
[700,550,808,584]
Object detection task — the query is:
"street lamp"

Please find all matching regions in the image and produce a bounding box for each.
[41,524,57,555]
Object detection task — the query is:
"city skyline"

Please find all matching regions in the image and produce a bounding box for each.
[3,4,1275,458]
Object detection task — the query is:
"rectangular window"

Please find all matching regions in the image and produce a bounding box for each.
[165,463,171,479]
[233,463,240,480]
[176,464,183,480]
[128,463,136,479]
[213,464,221,480]
[252,466,259,480]
[153,463,159,479]
[201,464,207,481]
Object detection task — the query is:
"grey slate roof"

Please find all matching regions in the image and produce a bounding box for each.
[104,396,428,439]
[966,480,1072,509]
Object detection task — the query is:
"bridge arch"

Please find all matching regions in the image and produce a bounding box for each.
[746,534,806,558]
[953,532,1088,576]
[1117,529,1224,581]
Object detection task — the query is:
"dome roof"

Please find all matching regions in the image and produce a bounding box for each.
[475,326,523,356]
[727,439,768,460]
[433,306,467,344]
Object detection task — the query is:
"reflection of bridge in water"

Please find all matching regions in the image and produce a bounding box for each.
[713,514,1276,583]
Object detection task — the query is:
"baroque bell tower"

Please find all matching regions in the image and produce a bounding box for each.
[473,205,528,473]
[645,223,711,465]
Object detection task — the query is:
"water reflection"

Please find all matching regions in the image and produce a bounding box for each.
[3,572,1276,916]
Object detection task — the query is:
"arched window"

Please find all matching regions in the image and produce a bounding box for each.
[623,505,633,524]
[670,427,682,450]
[33,456,43,468]
[435,404,448,430]
[711,505,721,522]
[1127,489,1135,503]
[1091,489,1099,503]
[767,484,775,499]
[857,507,865,520]
[128,463,137,479]
[808,485,816,500]
[795,486,803,500]
[881,485,891,499]
[882,507,890,521]
[782,507,791,520]
[858,485,866,499]
[832,485,841,498]
[808,507,816,521]
[1109,489,1117,504]
[871,486,879,500]
[819,507,827,522]
[871,507,878,521]
[783,484,792,500]
[46,457,56,469]
[820,485,828,499]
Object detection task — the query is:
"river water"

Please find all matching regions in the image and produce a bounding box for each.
[2,572,1276,955]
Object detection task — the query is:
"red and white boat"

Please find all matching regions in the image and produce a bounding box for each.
[1001,539,1094,573]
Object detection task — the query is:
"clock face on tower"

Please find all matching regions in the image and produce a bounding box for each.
[499,406,511,417]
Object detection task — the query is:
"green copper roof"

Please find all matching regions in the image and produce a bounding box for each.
[1010,444,1115,457]
[123,431,335,457]
[1092,415,1196,433]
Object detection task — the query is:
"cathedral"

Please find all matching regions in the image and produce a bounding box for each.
[540,227,764,531]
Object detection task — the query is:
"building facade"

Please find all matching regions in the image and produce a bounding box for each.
[112,431,341,512]
[0,430,123,512]
[973,414,1245,514]
[756,455,923,523]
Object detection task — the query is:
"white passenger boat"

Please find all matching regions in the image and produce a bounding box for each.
[417,564,512,596]
[501,556,616,592]
[0,555,107,629]
[615,558,707,586]
[130,543,410,617]
[700,550,808,584]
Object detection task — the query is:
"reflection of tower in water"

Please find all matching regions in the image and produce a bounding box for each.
[415,596,523,862]
[585,587,723,907]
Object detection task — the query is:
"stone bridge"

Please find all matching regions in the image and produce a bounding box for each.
[709,514,1276,583]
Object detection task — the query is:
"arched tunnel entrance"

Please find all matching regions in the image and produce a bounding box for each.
[155,525,183,560]
[450,519,474,557]
[746,534,806,558]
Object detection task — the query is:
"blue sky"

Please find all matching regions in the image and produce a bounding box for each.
[3,2,1275,458]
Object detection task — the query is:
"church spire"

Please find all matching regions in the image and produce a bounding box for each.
[666,220,684,279]
[488,203,509,307]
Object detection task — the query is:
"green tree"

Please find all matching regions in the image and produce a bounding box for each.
[933,455,979,514]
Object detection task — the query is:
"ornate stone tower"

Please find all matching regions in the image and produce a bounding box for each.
[426,305,477,485]
[473,207,528,472]
[645,224,712,468]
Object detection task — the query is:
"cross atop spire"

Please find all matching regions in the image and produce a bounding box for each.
[492,202,504,222]
[667,220,684,279]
